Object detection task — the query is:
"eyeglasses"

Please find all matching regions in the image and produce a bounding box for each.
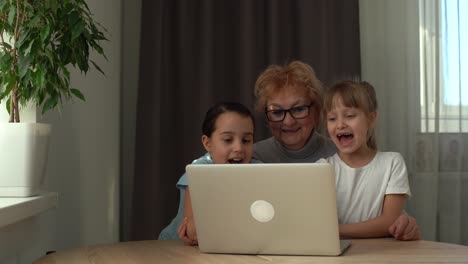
[265,104,313,122]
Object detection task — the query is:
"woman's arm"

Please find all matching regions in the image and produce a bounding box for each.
[177,187,198,245]
[339,194,406,238]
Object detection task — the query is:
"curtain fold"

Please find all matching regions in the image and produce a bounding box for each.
[124,0,361,241]
[360,0,467,245]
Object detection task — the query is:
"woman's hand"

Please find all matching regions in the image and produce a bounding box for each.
[178,216,198,245]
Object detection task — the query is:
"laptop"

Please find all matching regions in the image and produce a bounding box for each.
[186,163,351,256]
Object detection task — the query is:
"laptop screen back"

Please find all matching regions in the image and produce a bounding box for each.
[186,163,344,256]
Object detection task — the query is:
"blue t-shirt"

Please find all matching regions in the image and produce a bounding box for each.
[158,153,260,240]
[176,153,213,188]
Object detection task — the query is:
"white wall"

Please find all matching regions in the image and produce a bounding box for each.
[42,0,122,248]
[0,0,122,262]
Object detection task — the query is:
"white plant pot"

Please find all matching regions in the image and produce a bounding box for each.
[0,123,51,197]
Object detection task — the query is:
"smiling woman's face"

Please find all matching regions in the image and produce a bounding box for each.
[266,88,317,150]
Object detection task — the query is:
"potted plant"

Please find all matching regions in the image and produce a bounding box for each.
[0,0,107,196]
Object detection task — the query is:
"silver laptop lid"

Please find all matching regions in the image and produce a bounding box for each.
[186,163,343,256]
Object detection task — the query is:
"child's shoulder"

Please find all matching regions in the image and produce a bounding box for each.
[315,153,339,164]
[191,154,261,164]
[376,151,405,162]
[192,153,213,164]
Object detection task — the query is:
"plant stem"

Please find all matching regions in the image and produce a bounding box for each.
[9,87,19,122]
[9,0,21,122]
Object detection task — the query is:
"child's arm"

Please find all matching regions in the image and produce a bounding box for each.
[339,194,407,238]
[177,187,198,245]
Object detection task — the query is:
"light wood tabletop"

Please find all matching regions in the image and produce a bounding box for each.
[34,238,468,264]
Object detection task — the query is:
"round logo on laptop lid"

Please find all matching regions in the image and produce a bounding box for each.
[250,200,275,222]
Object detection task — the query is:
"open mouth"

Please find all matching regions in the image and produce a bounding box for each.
[282,127,300,133]
[228,158,243,164]
[337,133,353,143]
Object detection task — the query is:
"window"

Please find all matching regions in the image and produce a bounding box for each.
[420,0,468,132]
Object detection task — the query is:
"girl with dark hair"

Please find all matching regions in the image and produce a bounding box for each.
[159,102,257,244]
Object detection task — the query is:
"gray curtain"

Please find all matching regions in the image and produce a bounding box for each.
[124,0,361,241]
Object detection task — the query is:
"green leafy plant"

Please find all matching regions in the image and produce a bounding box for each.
[0,0,107,122]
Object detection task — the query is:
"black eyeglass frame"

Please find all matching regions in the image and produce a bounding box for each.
[264,104,313,122]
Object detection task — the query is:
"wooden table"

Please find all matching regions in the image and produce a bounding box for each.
[34,238,468,263]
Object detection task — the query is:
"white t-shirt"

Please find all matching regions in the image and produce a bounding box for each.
[321,152,411,224]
